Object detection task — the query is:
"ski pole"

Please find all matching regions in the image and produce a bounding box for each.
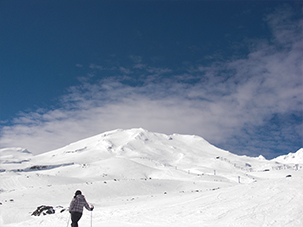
[91,210,93,227]
[67,212,70,227]
[90,204,95,227]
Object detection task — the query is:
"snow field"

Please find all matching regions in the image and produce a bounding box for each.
[0,128,302,226]
[2,171,301,227]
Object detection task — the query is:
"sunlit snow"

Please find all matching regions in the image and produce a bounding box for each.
[0,128,302,227]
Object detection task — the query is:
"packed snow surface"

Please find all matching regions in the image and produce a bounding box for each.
[0,128,302,227]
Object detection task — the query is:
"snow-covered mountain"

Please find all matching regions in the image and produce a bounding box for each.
[273,148,303,164]
[2,128,301,173]
[0,128,302,227]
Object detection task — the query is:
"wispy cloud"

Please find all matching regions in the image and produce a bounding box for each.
[0,8,302,158]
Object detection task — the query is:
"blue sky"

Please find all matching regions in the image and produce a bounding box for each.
[0,0,302,159]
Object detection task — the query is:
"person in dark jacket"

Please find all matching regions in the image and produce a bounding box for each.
[69,190,94,227]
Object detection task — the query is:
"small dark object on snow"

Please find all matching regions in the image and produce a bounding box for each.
[286,175,292,178]
[29,165,47,170]
[32,205,55,216]
[245,163,252,167]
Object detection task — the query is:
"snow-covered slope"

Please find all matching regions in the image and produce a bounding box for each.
[0,147,32,164]
[0,128,302,227]
[273,148,303,164]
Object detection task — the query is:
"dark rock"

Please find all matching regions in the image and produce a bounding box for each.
[29,165,48,170]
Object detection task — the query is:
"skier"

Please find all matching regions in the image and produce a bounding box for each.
[69,190,94,227]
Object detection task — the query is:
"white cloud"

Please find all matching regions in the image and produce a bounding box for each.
[119,67,132,74]
[0,8,302,158]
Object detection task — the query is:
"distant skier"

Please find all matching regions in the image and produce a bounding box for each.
[69,190,94,227]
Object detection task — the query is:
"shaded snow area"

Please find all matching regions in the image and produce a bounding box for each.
[0,128,302,227]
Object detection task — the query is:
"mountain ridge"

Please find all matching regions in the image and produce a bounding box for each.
[1,128,301,180]
[1,128,301,163]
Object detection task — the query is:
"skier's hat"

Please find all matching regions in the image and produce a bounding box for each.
[75,190,82,196]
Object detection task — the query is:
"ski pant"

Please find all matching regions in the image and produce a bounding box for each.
[70,211,82,227]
